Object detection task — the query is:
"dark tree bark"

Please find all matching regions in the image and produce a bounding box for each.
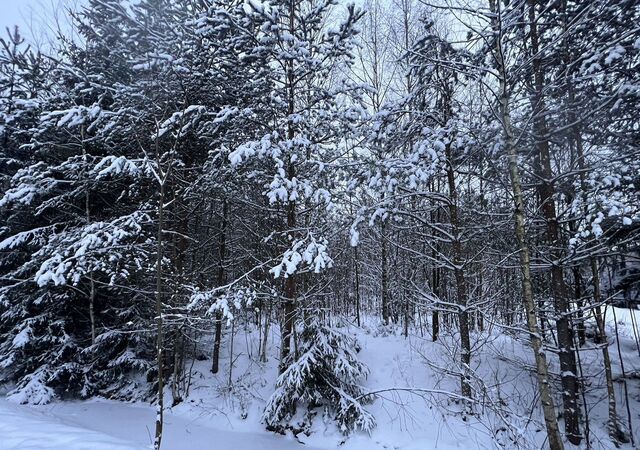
[212,198,228,374]
[444,139,471,399]
[381,219,390,325]
[527,2,581,443]
[279,0,297,373]
[154,170,167,450]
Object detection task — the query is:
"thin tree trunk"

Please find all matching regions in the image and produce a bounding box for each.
[211,312,223,374]
[82,125,96,345]
[212,198,228,374]
[381,219,390,325]
[261,302,270,363]
[154,177,166,450]
[431,180,440,342]
[574,125,626,443]
[573,268,586,347]
[354,246,361,327]
[445,141,471,399]
[611,304,635,446]
[537,97,582,445]
[279,0,297,374]
[171,331,183,406]
[89,278,96,344]
[432,310,439,341]
[227,319,235,389]
[503,108,565,450]
[403,291,409,338]
[477,264,484,332]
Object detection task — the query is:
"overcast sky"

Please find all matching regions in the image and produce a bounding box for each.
[1,0,29,32]
[0,0,78,45]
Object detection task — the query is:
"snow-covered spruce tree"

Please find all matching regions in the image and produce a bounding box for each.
[67,1,274,445]
[0,33,156,402]
[263,320,374,434]
[0,0,211,405]
[0,27,50,187]
[0,0,273,407]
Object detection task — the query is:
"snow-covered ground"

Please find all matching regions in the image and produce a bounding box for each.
[0,397,322,450]
[2,307,640,450]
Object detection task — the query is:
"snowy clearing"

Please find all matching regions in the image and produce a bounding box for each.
[6,306,640,450]
[0,398,323,450]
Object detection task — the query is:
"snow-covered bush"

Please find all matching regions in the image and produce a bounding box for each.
[262,320,375,434]
[0,284,155,404]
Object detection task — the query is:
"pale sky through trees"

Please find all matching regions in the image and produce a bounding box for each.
[0,0,76,44]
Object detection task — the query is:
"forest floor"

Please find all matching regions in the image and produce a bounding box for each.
[2,307,640,450]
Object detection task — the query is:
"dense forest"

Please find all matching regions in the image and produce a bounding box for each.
[0,1,639,449]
